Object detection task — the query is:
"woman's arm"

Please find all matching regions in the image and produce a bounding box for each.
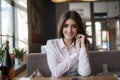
[46,40,78,77]
[75,34,91,76]
[77,48,91,76]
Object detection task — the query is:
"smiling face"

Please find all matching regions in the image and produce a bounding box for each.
[57,11,85,39]
[62,18,78,41]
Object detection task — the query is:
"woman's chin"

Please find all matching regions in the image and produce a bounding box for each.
[65,37,74,40]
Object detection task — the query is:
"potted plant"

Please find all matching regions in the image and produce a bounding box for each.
[13,48,27,65]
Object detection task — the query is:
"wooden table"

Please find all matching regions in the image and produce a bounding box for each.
[14,75,117,80]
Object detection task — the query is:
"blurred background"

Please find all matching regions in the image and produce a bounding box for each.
[0,0,120,53]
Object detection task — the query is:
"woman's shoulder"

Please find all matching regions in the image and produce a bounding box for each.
[47,38,61,43]
[46,38,62,46]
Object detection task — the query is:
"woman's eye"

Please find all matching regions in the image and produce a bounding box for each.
[72,25,78,28]
[63,24,68,28]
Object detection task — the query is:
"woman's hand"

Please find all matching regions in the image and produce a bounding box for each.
[75,34,85,53]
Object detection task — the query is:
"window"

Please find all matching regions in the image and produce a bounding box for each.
[14,0,28,52]
[0,0,28,53]
[0,0,14,53]
[85,21,92,50]
[95,22,102,49]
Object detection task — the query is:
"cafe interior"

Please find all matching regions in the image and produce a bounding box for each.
[0,0,120,79]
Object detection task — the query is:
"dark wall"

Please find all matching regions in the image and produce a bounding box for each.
[28,0,56,53]
[43,1,56,44]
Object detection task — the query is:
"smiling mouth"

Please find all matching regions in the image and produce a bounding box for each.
[67,34,72,36]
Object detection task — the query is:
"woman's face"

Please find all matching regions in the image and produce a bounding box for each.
[62,19,78,40]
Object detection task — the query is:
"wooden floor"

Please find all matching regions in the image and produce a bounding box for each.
[15,69,27,78]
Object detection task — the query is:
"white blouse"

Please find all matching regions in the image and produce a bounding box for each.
[46,38,91,77]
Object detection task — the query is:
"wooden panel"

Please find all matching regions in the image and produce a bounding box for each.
[109,28,116,50]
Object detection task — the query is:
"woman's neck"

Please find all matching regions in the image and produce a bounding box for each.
[63,38,73,49]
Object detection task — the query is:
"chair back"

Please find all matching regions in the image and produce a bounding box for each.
[26,53,51,77]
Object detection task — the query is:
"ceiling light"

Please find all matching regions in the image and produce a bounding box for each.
[51,0,97,3]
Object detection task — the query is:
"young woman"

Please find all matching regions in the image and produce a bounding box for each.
[46,10,91,77]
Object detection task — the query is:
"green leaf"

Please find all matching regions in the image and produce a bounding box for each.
[14,48,27,59]
[0,43,5,63]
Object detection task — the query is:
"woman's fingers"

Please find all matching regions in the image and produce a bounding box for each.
[76,34,85,39]
[76,34,86,48]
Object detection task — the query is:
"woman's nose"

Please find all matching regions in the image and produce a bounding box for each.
[68,26,72,32]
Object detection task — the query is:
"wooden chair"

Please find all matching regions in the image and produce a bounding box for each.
[26,53,51,77]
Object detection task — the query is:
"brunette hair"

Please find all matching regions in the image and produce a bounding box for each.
[57,10,85,38]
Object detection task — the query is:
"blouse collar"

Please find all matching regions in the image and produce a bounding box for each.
[59,38,75,49]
